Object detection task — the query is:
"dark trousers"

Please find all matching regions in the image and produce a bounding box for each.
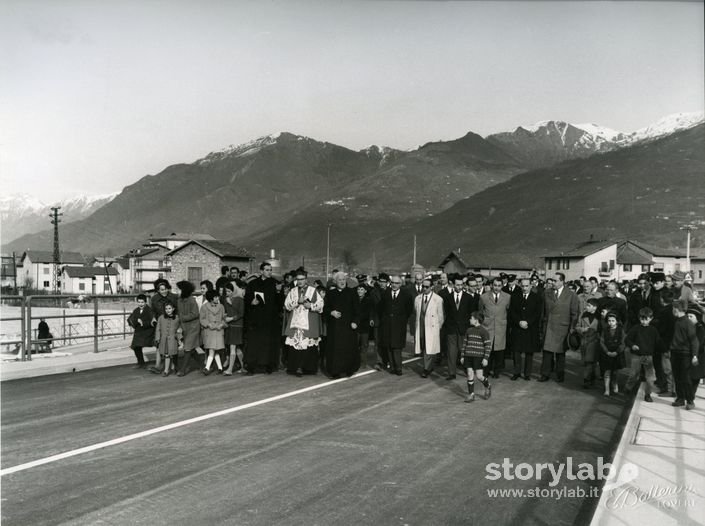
[541,351,566,379]
[513,351,533,377]
[672,352,694,402]
[287,345,319,375]
[446,333,463,376]
[388,347,403,373]
[132,346,145,365]
[358,331,370,368]
[179,350,193,375]
[374,328,389,367]
[653,350,666,388]
[488,349,506,375]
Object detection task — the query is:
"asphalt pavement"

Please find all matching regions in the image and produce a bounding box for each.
[0,348,631,526]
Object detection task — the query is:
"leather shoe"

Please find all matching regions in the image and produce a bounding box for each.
[510,374,520,381]
[523,375,531,381]
[537,375,550,382]
[446,374,456,380]
[420,370,429,378]
[395,371,402,376]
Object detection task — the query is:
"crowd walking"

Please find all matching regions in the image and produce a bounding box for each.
[128,265,704,409]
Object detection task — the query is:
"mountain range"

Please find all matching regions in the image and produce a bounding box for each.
[3,112,703,271]
[0,193,117,244]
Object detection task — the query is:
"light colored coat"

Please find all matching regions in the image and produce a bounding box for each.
[543,287,580,353]
[414,292,445,356]
[479,291,511,351]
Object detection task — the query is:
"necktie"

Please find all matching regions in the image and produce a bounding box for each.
[524,294,528,301]
[455,293,460,308]
[393,291,397,300]
[494,293,498,304]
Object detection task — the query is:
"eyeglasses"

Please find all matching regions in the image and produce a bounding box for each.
[422,284,431,289]
[391,281,402,285]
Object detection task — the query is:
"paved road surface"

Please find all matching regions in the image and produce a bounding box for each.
[1,353,629,525]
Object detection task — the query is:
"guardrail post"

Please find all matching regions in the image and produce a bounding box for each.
[93,298,99,353]
[20,297,26,361]
[25,297,32,361]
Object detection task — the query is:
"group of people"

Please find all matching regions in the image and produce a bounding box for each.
[127,263,704,409]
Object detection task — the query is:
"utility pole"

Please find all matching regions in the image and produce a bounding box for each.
[326,223,331,279]
[413,235,417,266]
[680,224,697,273]
[50,207,63,294]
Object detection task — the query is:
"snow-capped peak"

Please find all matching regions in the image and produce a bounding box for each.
[519,120,569,133]
[572,123,627,142]
[628,111,704,143]
[198,132,310,164]
[0,193,46,213]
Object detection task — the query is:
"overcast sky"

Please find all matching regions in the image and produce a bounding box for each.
[1,0,703,201]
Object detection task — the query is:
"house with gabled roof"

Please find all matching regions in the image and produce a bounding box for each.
[166,240,255,288]
[61,266,119,295]
[438,250,541,279]
[19,250,85,291]
[624,240,686,277]
[543,240,617,282]
[125,245,171,292]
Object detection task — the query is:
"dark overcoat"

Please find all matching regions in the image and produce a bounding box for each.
[508,291,542,354]
[378,288,413,349]
[128,305,155,348]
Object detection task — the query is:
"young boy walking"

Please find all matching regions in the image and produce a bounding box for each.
[461,312,492,402]
[670,300,700,410]
[624,307,662,402]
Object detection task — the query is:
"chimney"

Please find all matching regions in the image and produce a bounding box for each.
[270,249,276,259]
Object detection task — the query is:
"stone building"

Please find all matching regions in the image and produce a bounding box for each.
[167,240,254,287]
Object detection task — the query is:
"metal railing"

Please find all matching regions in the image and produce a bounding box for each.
[0,294,138,361]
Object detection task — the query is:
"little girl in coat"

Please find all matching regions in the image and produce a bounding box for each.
[154,301,183,377]
[200,289,227,374]
[599,311,626,396]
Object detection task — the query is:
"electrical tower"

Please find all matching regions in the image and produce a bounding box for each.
[50,207,63,293]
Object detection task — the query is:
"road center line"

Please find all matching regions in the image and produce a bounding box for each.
[1,357,420,476]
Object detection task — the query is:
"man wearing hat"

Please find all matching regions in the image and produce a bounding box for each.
[502,274,521,298]
[671,270,696,304]
[370,273,389,369]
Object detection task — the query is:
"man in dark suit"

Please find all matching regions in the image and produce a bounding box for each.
[442,276,475,380]
[509,278,542,380]
[464,275,481,313]
[502,274,522,298]
[378,275,414,375]
[436,273,455,366]
[627,273,661,328]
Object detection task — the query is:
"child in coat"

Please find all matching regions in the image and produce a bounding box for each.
[200,289,226,374]
[576,298,600,388]
[154,301,182,377]
[223,280,246,376]
[599,311,626,396]
[127,294,156,369]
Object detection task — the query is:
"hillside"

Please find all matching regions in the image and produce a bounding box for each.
[5,131,525,255]
[375,123,705,269]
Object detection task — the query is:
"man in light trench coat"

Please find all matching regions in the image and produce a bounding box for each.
[538,272,580,383]
[414,277,445,377]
